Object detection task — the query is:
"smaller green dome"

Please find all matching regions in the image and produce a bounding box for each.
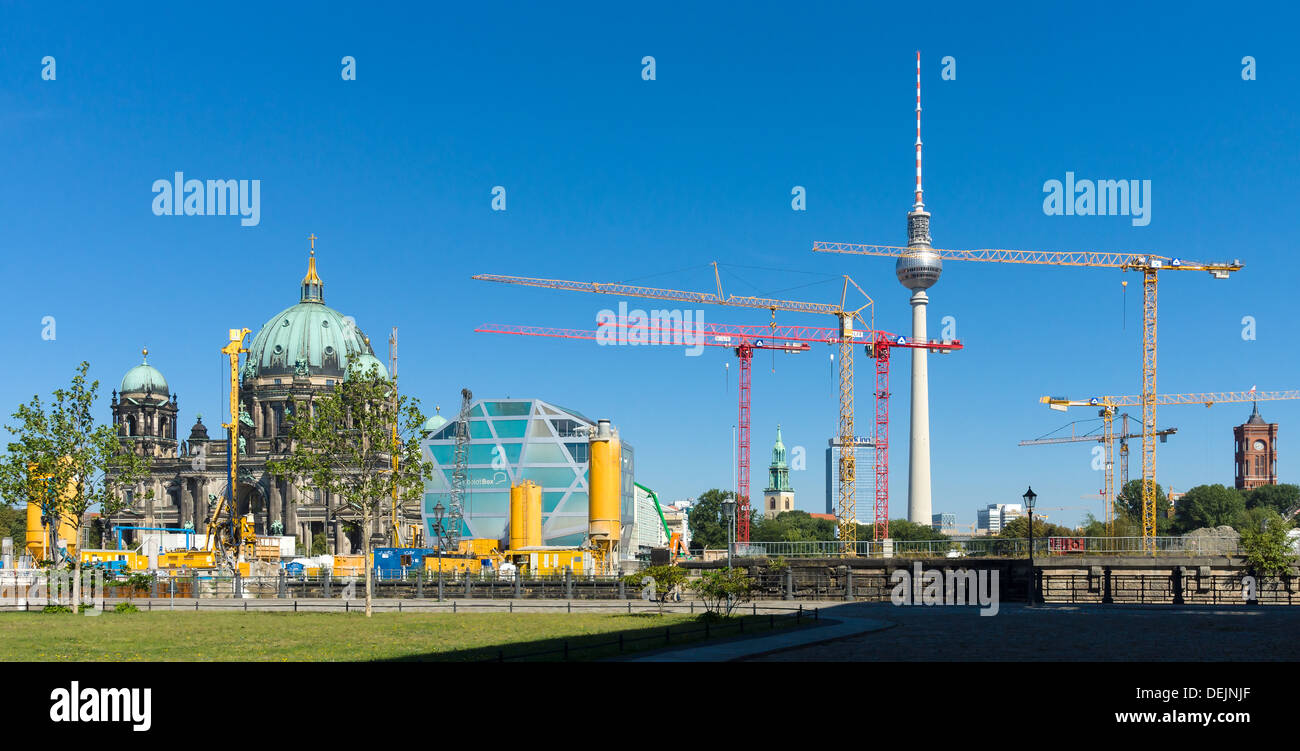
[120,349,169,395]
[422,414,449,434]
[344,353,389,381]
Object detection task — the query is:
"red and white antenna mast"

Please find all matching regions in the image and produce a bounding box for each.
[914,50,924,211]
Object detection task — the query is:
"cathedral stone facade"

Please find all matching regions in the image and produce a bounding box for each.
[110,250,399,555]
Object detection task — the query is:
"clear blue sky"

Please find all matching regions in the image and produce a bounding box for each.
[3,2,1297,529]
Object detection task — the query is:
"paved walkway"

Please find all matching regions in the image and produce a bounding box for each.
[625,609,894,662]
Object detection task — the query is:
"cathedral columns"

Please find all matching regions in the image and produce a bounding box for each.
[269,477,282,531]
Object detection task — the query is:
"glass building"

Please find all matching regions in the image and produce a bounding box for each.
[421,399,635,548]
[824,438,874,517]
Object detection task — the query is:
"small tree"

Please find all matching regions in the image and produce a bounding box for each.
[0,362,152,612]
[268,360,431,617]
[691,568,754,617]
[623,565,688,614]
[1239,512,1297,579]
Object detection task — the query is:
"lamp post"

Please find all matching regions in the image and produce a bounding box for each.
[1023,486,1037,606]
[721,498,736,570]
[432,500,446,602]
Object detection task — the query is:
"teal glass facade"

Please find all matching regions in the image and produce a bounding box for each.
[421,399,635,547]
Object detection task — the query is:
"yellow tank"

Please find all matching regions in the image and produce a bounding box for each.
[509,481,543,551]
[25,478,79,561]
[588,419,621,543]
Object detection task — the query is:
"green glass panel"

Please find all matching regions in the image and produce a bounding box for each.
[469,420,493,439]
[468,444,503,465]
[566,441,589,463]
[542,491,566,513]
[429,444,455,466]
[485,401,531,417]
[470,403,485,417]
[520,466,580,488]
[473,517,506,540]
[426,470,448,491]
[524,441,569,464]
[492,419,528,438]
[498,442,522,464]
[528,418,553,438]
[468,491,509,516]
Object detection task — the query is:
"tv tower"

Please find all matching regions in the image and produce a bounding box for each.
[895,51,942,525]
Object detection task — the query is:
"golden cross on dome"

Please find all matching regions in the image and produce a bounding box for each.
[308,233,317,252]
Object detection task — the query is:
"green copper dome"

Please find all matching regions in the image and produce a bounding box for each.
[344,352,389,381]
[244,251,375,380]
[120,348,169,395]
[421,414,448,434]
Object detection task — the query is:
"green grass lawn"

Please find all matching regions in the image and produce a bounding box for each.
[0,610,804,661]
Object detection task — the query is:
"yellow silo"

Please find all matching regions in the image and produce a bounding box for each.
[587,419,621,545]
[24,467,79,561]
[509,480,543,550]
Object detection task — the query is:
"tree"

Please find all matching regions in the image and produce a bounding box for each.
[690,567,754,617]
[0,505,25,549]
[0,362,152,611]
[871,518,948,542]
[623,565,688,614]
[267,360,431,617]
[998,516,1076,539]
[687,489,733,551]
[310,533,328,556]
[1243,483,1300,515]
[1238,511,1296,578]
[1173,484,1246,533]
[751,509,836,542]
[1114,480,1174,533]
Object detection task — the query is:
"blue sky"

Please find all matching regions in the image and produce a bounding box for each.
[2,2,1297,529]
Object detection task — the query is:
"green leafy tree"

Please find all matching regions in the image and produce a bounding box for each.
[690,567,754,617]
[0,505,25,549]
[623,565,689,614]
[0,362,152,611]
[267,360,431,617]
[310,533,328,556]
[687,489,733,551]
[1174,484,1246,533]
[1114,480,1174,533]
[1243,483,1300,514]
[1238,511,1296,578]
[871,518,948,541]
[752,509,836,542]
[998,516,1076,539]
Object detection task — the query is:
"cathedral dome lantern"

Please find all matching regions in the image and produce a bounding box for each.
[120,348,169,396]
[244,241,375,383]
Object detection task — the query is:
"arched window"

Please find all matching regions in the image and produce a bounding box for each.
[126,415,137,437]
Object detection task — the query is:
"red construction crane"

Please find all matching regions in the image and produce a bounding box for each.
[474,321,962,542]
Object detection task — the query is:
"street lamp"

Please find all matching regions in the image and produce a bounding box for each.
[720,498,736,570]
[1023,486,1037,605]
[432,500,446,602]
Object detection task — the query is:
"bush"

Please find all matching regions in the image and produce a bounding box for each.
[114,602,140,614]
[42,604,73,614]
[1239,513,1297,578]
[690,568,755,617]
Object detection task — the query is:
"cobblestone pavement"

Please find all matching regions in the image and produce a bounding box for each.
[747,602,1300,661]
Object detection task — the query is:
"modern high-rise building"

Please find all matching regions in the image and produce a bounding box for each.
[421,399,636,548]
[976,503,1023,535]
[825,437,873,517]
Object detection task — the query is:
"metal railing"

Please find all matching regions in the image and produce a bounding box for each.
[717,536,1240,558]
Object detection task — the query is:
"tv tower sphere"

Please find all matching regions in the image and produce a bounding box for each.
[895,211,943,290]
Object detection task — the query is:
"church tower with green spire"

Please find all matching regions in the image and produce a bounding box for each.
[763,425,796,517]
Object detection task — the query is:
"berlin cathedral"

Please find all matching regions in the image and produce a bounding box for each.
[109,248,411,555]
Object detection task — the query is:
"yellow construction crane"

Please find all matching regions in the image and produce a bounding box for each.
[207,327,252,568]
[389,326,401,547]
[1019,415,1177,533]
[473,262,875,553]
[1040,389,1300,540]
[814,242,1243,548]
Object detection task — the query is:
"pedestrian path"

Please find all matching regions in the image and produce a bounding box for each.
[626,612,895,662]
